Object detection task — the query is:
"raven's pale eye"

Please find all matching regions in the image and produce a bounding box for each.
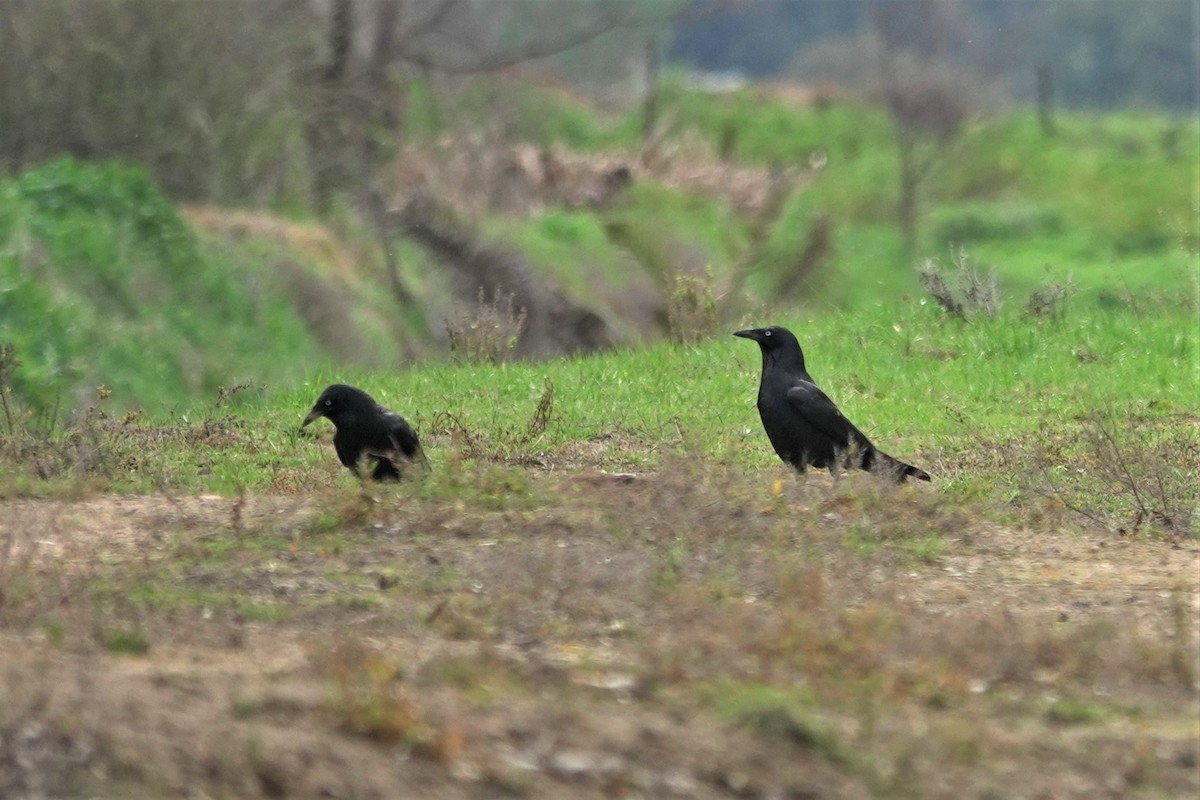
[324,399,332,407]
[764,330,772,337]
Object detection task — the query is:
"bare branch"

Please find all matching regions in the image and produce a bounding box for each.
[402,1,662,74]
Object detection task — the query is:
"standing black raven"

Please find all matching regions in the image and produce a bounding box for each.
[735,326,931,483]
[302,384,426,481]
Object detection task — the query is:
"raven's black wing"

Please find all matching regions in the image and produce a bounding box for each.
[786,381,931,481]
[385,411,424,461]
[785,381,873,453]
[361,410,426,467]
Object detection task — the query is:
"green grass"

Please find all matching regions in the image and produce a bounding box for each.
[751,108,1195,309]
[471,91,1194,316]
[101,628,151,655]
[1044,697,1113,726]
[314,300,1192,452]
[5,297,1191,540]
[708,680,845,759]
[391,77,1198,312]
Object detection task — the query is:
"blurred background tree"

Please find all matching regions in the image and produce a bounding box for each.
[0,0,667,210]
[1,0,1190,212]
[0,0,1185,214]
[668,0,1194,111]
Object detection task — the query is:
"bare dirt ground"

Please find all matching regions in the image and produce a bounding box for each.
[1,476,1197,800]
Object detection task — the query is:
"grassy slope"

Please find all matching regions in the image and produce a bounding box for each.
[0,159,336,412]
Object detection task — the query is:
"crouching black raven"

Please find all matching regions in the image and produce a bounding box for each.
[735,326,930,483]
[302,384,426,480]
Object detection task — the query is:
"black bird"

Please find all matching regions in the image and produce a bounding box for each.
[302,384,426,481]
[735,326,931,483]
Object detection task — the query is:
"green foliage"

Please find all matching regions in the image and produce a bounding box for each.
[1044,697,1111,726]
[587,90,1194,310]
[930,201,1065,243]
[101,628,151,655]
[708,681,846,760]
[0,158,326,413]
[485,209,631,303]
[17,158,193,251]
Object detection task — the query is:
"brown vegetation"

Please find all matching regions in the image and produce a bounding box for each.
[1,467,1196,799]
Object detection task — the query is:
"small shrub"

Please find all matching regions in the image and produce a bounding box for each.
[315,638,429,746]
[709,681,846,761]
[1045,697,1109,725]
[445,287,527,365]
[666,272,719,344]
[1026,278,1076,320]
[918,247,1000,320]
[0,381,126,484]
[101,628,151,655]
[1030,410,1198,538]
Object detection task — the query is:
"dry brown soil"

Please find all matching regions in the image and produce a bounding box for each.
[1,476,1197,800]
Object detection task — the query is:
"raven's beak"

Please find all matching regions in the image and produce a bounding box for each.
[302,408,323,427]
[733,328,762,342]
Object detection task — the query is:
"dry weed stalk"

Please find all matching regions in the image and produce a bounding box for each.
[444,287,527,365]
[1031,410,1197,538]
[1026,278,1075,319]
[0,342,18,435]
[428,378,553,464]
[523,377,554,442]
[666,272,719,344]
[918,246,1000,320]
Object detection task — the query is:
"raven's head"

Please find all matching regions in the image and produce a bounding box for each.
[302,383,376,428]
[734,326,807,372]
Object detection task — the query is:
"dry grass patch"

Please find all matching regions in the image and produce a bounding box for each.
[0,463,1196,798]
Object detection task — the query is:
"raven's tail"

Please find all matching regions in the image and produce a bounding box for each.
[875,451,932,483]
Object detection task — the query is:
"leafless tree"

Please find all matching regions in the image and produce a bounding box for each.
[0,0,308,202]
[303,0,672,305]
[0,0,662,207]
[872,0,972,253]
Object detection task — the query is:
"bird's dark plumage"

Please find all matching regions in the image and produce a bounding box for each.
[735,326,931,483]
[302,384,426,481]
